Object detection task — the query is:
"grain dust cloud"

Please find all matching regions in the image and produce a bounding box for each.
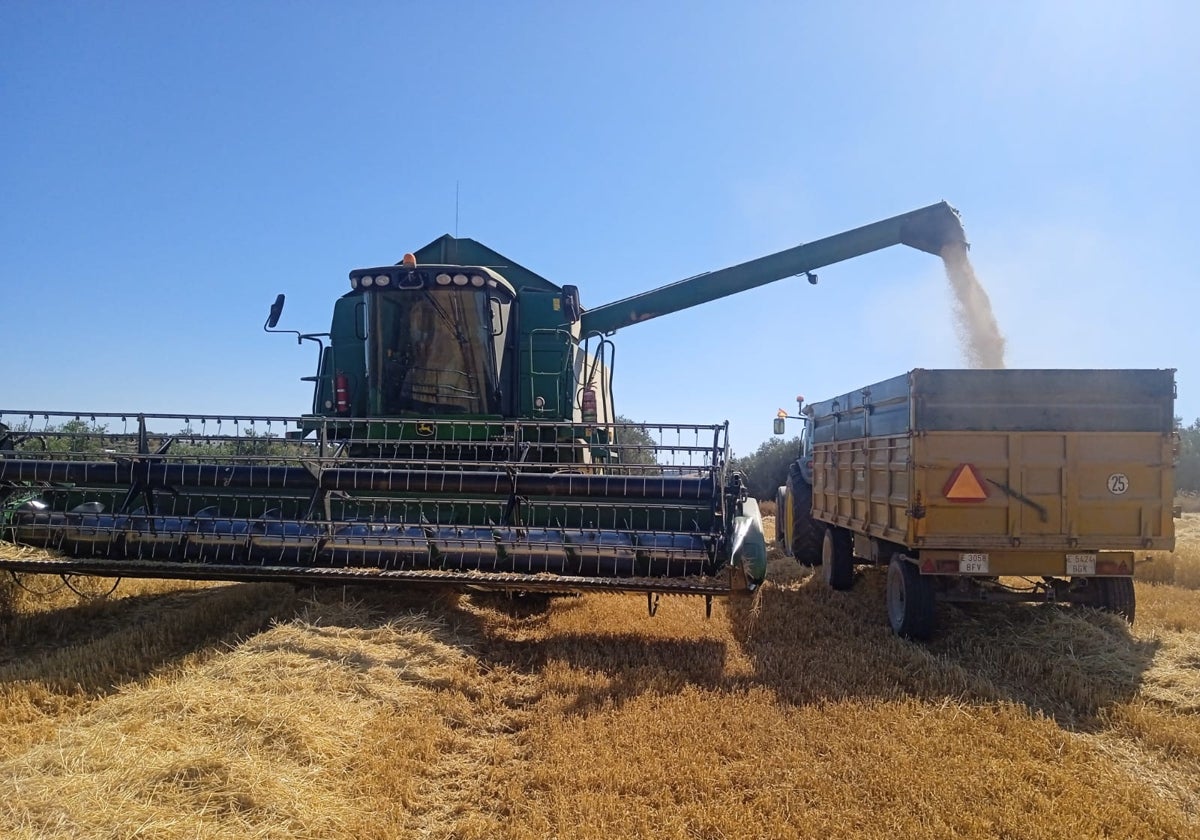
[940,242,1006,369]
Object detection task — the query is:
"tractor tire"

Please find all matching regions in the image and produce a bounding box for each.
[821,526,855,591]
[774,486,790,556]
[1073,577,1136,624]
[786,471,822,567]
[886,555,936,640]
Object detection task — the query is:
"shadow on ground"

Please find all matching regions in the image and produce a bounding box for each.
[0,582,297,696]
[726,566,1160,729]
[4,563,1158,730]
[253,568,1162,731]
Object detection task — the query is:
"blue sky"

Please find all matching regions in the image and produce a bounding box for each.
[2,1,1196,456]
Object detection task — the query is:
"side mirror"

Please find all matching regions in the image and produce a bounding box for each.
[773,417,785,435]
[562,285,581,324]
[266,294,286,329]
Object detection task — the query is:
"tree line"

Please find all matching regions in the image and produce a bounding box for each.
[729,435,801,500]
[1,418,304,460]
[1179,418,1200,493]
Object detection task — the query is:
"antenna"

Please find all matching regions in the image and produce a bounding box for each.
[455,180,460,237]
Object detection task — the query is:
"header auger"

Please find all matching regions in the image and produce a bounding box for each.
[0,202,966,604]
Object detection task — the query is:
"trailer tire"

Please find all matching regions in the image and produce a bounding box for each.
[1074,577,1136,624]
[786,473,822,567]
[886,556,936,640]
[1101,578,1136,624]
[821,526,854,590]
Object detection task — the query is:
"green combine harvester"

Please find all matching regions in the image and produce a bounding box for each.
[0,203,966,607]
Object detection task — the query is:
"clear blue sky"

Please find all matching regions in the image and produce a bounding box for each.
[2,1,1196,455]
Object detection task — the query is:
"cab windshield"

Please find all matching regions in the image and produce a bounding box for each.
[367,288,504,415]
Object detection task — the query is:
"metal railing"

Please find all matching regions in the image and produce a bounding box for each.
[0,410,733,588]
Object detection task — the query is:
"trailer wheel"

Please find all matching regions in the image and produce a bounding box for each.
[886,556,936,640]
[1073,577,1136,624]
[1100,578,1136,624]
[786,473,822,567]
[821,526,854,590]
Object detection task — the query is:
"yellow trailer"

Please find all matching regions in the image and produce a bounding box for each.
[777,369,1176,639]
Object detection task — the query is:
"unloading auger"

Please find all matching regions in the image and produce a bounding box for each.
[0,202,966,603]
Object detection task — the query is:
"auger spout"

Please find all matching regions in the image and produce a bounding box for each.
[579,201,966,336]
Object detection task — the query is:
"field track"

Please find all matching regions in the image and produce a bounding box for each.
[1,516,1198,839]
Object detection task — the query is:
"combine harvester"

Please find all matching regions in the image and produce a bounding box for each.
[0,203,966,610]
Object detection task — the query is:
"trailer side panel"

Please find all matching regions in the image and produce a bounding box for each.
[808,369,1176,557]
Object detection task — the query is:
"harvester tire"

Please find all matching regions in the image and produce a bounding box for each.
[886,556,936,640]
[821,526,854,591]
[786,473,822,567]
[1073,577,1136,624]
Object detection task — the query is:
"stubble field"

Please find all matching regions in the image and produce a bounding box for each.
[1,515,1198,839]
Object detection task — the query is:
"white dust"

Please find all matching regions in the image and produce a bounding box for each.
[940,242,1006,369]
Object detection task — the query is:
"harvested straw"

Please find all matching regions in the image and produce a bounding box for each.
[0,524,1196,838]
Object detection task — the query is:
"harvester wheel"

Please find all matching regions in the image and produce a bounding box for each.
[1073,577,1136,624]
[886,556,936,640]
[786,473,822,567]
[820,526,854,591]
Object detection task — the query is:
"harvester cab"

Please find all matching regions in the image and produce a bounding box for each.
[1,202,966,608]
[265,239,614,434]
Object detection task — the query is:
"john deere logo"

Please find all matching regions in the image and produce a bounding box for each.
[416,422,435,438]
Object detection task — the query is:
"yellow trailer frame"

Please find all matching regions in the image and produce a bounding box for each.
[812,430,1175,561]
[797,369,1176,639]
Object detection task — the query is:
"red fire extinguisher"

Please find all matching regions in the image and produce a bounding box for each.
[334,371,350,415]
[581,387,597,424]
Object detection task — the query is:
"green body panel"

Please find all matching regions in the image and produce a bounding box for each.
[314,296,367,415]
[519,290,579,419]
[730,497,767,585]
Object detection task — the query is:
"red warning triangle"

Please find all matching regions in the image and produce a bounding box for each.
[943,464,989,502]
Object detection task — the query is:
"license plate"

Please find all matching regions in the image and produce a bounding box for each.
[1066,554,1097,575]
[959,553,989,574]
